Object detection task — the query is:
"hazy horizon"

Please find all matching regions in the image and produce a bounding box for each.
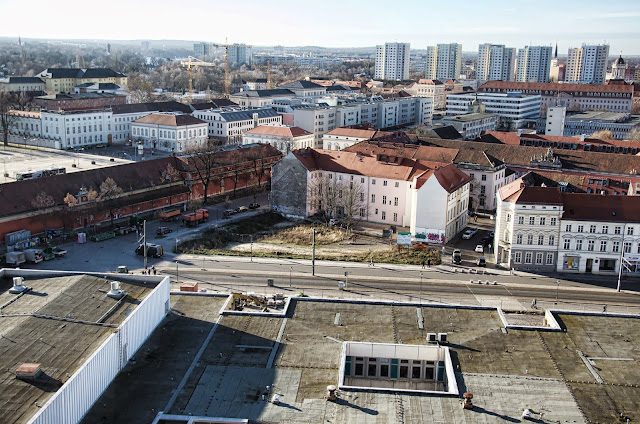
[1,0,639,54]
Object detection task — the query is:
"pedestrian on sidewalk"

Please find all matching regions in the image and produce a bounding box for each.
[421,258,426,269]
[427,258,431,268]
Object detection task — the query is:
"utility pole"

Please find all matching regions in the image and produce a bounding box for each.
[312,228,316,276]
[420,271,423,303]
[289,266,292,288]
[143,220,147,270]
[617,224,626,293]
[250,235,253,262]
[344,271,348,290]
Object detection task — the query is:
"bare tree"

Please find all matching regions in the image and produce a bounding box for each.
[245,144,274,194]
[308,173,340,223]
[0,91,15,147]
[98,177,124,227]
[590,130,614,140]
[228,149,247,198]
[127,72,154,103]
[184,139,222,205]
[63,192,79,207]
[31,191,56,236]
[340,178,367,229]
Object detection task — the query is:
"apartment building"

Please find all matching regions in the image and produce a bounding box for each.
[228,44,253,66]
[292,107,337,148]
[375,42,410,81]
[495,176,640,275]
[42,109,113,148]
[440,113,499,140]
[0,76,45,92]
[37,68,127,93]
[478,80,634,113]
[34,93,126,111]
[193,107,282,144]
[516,46,553,83]
[477,44,516,84]
[110,101,194,144]
[242,124,314,154]
[131,114,208,153]
[271,149,471,242]
[424,44,462,81]
[404,79,446,109]
[446,92,541,129]
[561,112,640,140]
[565,44,610,85]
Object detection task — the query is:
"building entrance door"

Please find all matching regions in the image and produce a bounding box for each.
[586,258,593,273]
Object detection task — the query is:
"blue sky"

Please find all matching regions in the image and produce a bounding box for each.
[2,0,639,53]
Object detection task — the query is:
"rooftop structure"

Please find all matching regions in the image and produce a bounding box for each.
[0,270,169,424]
[82,294,640,423]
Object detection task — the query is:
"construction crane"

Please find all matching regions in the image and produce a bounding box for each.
[180,56,217,103]
[252,60,271,89]
[212,41,252,98]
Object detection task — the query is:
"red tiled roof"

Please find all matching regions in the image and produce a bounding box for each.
[479,81,633,94]
[482,131,639,148]
[244,125,312,138]
[293,149,470,192]
[503,186,563,205]
[324,128,377,139]
[562,193,640,222]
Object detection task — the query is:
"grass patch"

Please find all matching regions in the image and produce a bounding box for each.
[185,245,441,266]
[225,212,288,234]
[262,224,349,245]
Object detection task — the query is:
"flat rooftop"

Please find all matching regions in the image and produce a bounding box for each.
[0,274,159,424]
[567,111,640,123]
[82,295,640,423]
[0,147,131,184]
[442,113,497,122]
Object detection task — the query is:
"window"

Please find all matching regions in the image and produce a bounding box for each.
[564,239,570,249]
[393,213,398,222]
[602,225,608,234]
[516,234,523,244]
[600,240,607,252]
[525,252,532,263]
[506,213,511,222]
[394,197,398,206]
[548,235,555,246]
[382,195,387,205]
[588,240,595,251]
[527,235,534,245]
[565,224,572,232]
[375,208,378,215]
[576,239,583,250]
[538,235,544,245]
[383,180,388,186]
[550,217,556,226]
[578,225,584,233]
[481,174,487,181]
[535,253,543,264]
[361,177,365,183]
[612,241,620,253]
[529,217,535,225]
[546,253,554,264]
[359,208,366,217]
[518,216,524,225]
[627,227,634,236]
[480,185,486,194]
[381,211,386,220]
[514,252,522,263]
[372,179,376,185]
[624,242,632,253]
[615,226,622,235]
[395,182,399,188]
[371,194,375,203]
[360,193,364,201]
[590,225,596,233]
[539,217,546,226]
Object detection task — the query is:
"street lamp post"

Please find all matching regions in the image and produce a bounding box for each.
[420,271,423,303]
[250,235,253,262]
[176,260,179,284]
[344,271,348,290]
[289,266,292,288]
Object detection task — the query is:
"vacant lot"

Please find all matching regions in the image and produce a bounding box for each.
[179,212,441,265]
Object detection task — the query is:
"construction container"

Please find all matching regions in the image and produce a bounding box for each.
[180,282,199,292]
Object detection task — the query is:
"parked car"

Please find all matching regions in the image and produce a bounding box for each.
[156,226,172,235]
[249,202,260,209]
[476,257,486,267]
[223,209,235,219]
[475,244,484,253]
[461,227,479,239]
[235,205,248,213]
[480,236,492,247]
[452,249,462,264]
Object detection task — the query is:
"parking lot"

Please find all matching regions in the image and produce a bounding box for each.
[444,215,497,268]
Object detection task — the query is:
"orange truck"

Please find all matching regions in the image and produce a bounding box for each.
[159,208,181,221]
[182,209,209,227]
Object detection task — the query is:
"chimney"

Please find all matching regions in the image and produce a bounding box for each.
[580,134,586,142]
[517,129,523,137]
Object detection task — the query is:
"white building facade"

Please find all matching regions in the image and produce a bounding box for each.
[565,44,610,85]
[516,46,553,83]
[424,44,462,81]
[131,114,208,153]
[477,44,516,84]
[242,124,314,154]
[446,92,541,128]
[375,42,410,81]
[193,107,282,144]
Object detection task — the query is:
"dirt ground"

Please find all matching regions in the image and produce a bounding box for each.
[181,213,441,265]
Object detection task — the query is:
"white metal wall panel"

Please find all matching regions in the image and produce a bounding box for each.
[28,277,170,424]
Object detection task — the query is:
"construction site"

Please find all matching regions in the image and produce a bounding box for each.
[79,292,640,424]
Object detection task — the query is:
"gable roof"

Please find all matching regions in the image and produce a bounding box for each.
[190,99,238,110]
[433,164,474,193]
[111,101,193,115]
[432,126,463,140]
[324,128,377,139]
[231,89,294,98]
[40,68,126,79]
[481,131,640,150]
[217,108,280,122]
[278,80,325,90]
[244,125,312,138]
[133,114,206,126]
[562,193,640,222]
[4,77,44,84]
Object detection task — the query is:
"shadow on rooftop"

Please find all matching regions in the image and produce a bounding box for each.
[472,406,521,422]
[333,397,378,415]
